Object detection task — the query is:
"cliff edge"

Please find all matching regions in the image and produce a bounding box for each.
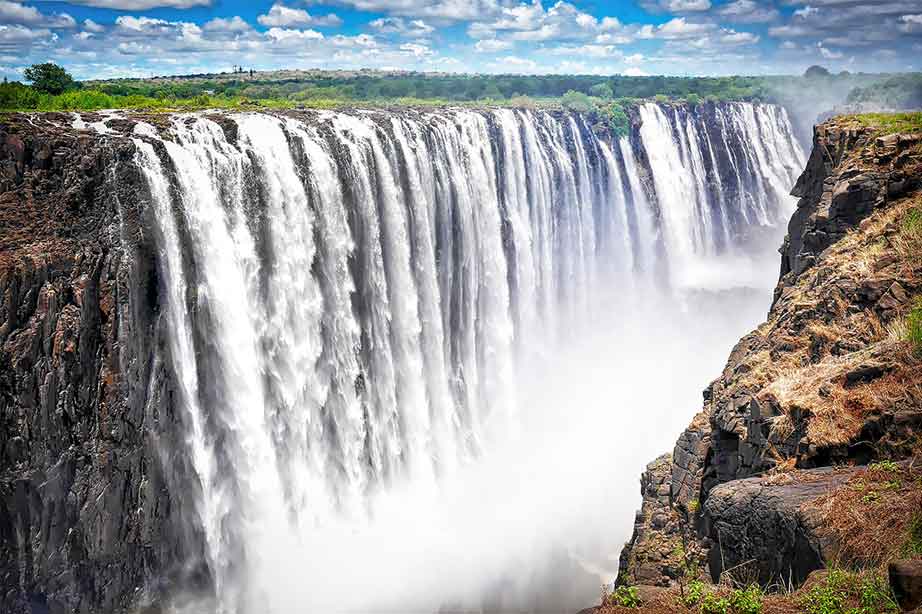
[611,114,922,612]
[0,114,205,614]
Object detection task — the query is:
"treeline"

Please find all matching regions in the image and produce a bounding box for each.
[848,74,922,110]
[87,74,774,103]
[1,62,915,115]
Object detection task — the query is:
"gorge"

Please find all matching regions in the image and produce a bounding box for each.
[2,101,814,613]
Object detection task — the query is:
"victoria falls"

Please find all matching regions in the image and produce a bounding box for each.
[2,1,922,614]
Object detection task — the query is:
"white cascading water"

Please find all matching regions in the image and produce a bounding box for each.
[130,103,805,613]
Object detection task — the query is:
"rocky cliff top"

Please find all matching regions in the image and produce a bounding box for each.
[610,114,922,612]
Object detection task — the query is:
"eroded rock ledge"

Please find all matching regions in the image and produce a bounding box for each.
[618,118,922,591]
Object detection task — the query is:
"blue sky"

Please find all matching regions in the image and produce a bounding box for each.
[1,0,920,81]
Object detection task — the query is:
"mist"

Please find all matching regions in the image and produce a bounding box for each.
[161,253,780,614]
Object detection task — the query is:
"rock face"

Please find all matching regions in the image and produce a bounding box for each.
[619,118,922,589]
[890,559,922,611]
[0,116,204,614]
[701,467,858,586]
[617,455,689,587]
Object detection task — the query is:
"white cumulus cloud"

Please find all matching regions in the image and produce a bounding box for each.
[258,4,342,28]
[0,1,75,29]
[474,38,513,52]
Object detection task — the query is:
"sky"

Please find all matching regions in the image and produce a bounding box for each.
[0,0,920,81]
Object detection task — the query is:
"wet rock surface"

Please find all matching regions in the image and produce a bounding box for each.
[0,117,203,613]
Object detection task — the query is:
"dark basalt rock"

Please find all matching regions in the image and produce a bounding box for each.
[890,559,922,611]
[0,118,205,614]
[701,467,857,586]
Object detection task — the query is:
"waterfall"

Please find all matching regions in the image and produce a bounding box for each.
[637,102,805,288]
[130,102,805,613]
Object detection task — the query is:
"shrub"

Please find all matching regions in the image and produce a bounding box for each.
[606,102,630,137]
[683,579,707,606]
[606,585,641,608]
[654,94,669,103]
[561,89,596,113]
[868,460,899,473]
[0,82,43,108]
[728,585,763,614]
[700,592,730,614]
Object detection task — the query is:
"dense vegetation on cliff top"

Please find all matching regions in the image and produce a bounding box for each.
[0,63,915,117]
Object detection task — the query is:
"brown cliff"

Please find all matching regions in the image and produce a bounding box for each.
[618,115,922,598]
[0,114,204,614]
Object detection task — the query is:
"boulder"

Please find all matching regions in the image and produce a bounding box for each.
[702,467,858,586]
[890,559,922,611]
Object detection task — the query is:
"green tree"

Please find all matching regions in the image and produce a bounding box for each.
[589,82,614,99]
[606,102,630,137]
[561,90,595,113]
[23,62,77,95]
[804,65,831,79]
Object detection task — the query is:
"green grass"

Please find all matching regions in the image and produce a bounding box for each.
[907,297,922,356]
[799,569,899,614]
[682,581,763,614]
[853,112,922,134]
[903,513,922,557]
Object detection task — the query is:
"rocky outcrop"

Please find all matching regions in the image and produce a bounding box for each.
[0,116,203,614]
[781,128,921,281]
[701,467,858,586]
[618,455,691,588]
[619,116,922,590]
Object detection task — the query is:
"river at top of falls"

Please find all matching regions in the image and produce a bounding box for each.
[129,102,805,614]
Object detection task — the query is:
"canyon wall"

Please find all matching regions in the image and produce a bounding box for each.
[618,118,922,590]
[0,115,206,613]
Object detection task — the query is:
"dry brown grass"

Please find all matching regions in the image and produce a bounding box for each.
[744,184,922,450]
[732,349,789,392]
[808,456,922,569]
[763,335,921,448]
[894,202,922,273]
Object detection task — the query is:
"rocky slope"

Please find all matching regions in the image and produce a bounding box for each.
[616,115,922,606]
[0,113,205,614]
